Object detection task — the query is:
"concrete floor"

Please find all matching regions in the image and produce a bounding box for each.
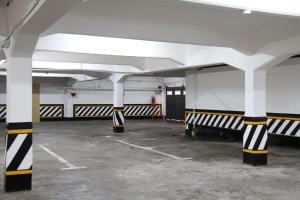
[0,120,300,200]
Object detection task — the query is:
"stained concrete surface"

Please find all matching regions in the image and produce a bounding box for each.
[0,120,299,200]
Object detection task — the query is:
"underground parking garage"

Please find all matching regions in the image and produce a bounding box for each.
[1,0,300,199]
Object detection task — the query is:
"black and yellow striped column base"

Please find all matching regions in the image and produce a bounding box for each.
[5,122,33,192]
[113,107,124,133]
[243,117,268,166]
[113,125,124,133]
[243,149,268,166]
[5,171,32,192]
[185,124,192,136]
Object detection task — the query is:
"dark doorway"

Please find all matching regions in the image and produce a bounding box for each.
[166,86,185,121]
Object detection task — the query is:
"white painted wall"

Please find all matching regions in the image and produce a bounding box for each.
[0,76,177,117]
[186,69,244,111]
[164,78,185,87]
[186,61,300,114]
[0,77,163,117]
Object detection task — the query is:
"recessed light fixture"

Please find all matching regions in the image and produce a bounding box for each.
[0,49,6,66]
[243,9,252,14]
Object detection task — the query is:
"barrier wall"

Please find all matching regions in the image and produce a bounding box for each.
[73,104,162,120]
[40,104,64,121]
[185,109,300,137]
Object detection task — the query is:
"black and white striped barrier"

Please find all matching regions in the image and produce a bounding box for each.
[185,109,300,138]
[40,104,64,120]
[185,112,244,131]
[4,122,32,192]
[242,117,268,165]
[73,104,162,119]
[74,104,113,118]
[113,107,124,133]
[124,104,161,117]
[267,117,300,137]
[0,104,6,121]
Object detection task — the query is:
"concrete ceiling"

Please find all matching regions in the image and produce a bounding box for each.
[43,0,300,54]
[2,0,300,81]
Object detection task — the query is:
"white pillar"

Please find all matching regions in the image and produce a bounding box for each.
[245,69,266,117]
[113,81,124,108]
[65,89,74,119]
[5,57,33,192]
[7,57,32,122]
[243,69,268,166]
[109,74,127,133]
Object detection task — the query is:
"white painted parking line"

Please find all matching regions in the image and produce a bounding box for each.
[128,131,138,135]
[38,144,86,171]
[115,139,192,160]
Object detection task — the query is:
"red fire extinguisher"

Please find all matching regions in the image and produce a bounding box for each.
[151,96,156,105]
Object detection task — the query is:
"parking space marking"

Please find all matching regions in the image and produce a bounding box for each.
[127,131,139,135]
[38,144,86,171]
[115,139,192,160]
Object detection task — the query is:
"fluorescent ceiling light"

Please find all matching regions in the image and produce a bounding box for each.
[0,59,6,66]
[0,49,6,64]
[32,61,141,73]
[182,0,300,17]
[243,9,252,15]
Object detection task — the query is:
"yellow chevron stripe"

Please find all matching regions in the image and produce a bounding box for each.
[244,121,267,125]
[186,111,300,122]
[40,116,63,119]
[7,129,32,134]
[75,115,112,118]
[124,114,161,117]
[243,149,268,154]
[41,105,63,107]
[268,116,300,121]
[113,125,124,127]
[185,111,244,117]
[5,170,32,176]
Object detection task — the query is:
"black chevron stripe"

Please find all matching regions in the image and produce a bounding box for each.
[135,106,144,115]
[222,116,231,128]
[210,115,219,126]
[280,120,294,135]
[77,107,87,117]
[103,107,112,116]
[75,106,84,116]
[40,107,50,116]
[253,125,267,150]
[267,119,276,129]
[228,117,237,129]
[244,126,257,149]
[42,107,54,117]
[234,117,244,130]
[195,114,202,125]
[115,111,124,125]
[199,115,207,125]
[7,134,18,151]
[139,106,148,116]
[7,134,32,171]
[53,107,62,117]
[87,106,97,116]
[272,120,285,134]
[204,115,213,126]
[216,116,225,127]
[290,123,300,136]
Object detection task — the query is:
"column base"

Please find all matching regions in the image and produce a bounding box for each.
[185,124,192,136]
[113,126,124,133]
[5,122,33,192]
[185,129,192,136]
[243,150,268,166]
[5,173,32,192]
